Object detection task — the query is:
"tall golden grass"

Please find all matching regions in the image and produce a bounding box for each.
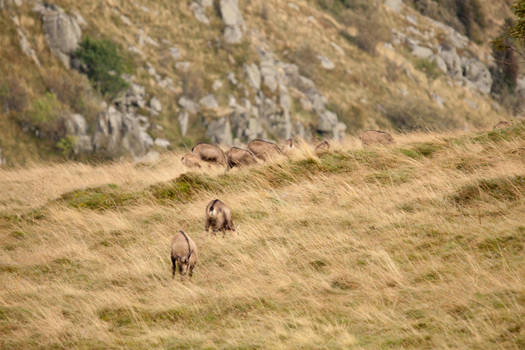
[0,127,524,349]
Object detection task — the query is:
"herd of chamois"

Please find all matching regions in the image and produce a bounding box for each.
[170,119,514,279]
[171,131,399,279]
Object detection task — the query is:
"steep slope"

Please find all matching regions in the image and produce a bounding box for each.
[0,0,520,165]
[0,122,524,349]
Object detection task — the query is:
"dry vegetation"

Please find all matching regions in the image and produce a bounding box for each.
[0,123,524,349]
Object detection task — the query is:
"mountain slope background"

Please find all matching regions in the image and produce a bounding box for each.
[0,0,523,166]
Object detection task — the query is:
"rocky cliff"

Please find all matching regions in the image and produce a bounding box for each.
[0,0,521,164]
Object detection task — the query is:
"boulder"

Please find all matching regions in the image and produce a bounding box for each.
[219,0,245,44]
[384,0,402,13]
[93,106,153,157]
[244,63,261,90]
[169,47,182,60]
[206,117,232,144]
[439,46,462,78]
[149,97,162,114]
[462,58,492,95]
[411,45,433,59]
[34,4,81,68]
[200,94,219,109]
[318,55,335,70]
[178,97,200,114]
[65,114,88,135]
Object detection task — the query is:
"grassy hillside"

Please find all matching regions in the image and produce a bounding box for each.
[0,123,524,349]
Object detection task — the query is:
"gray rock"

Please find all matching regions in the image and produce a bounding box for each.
[384,0,402,13]
[190,1,210,25]
[200,94,219,109]
[462,58,492,95]
[65,114,88,135]
[175,61,191,72]
[411,45,433,59]
[227,72,238,85]
[137,30,159,47]
[178,97,200,114]
[206,117,232,144]
[439,46,462,78]
[120,14,132,26]
[93,106,153,157]
[244,63,261,90]
[288,2,299,10]
[128,46,143,56]
[149,97,162,113]
[169,47,182,60]
[212,80,223,91]
[220,0,245,44]
[431,54,447,73]
[154,138,171,148]
[330,42,345,56]
[318,55,335,70]
[178,111,189,136]
[317,110,338,133]
[158,77,175,90]
[16,28,40,66]
[35,4,81,68]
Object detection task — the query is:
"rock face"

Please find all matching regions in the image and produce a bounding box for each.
[34,3,82,68]
[220,0,245,44]
[93,106,153,157]
[203,45,346,144]
[65,114,92,154]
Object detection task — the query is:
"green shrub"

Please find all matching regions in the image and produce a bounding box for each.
[414,58,442,80]
[16,92,65,140]
[451,176,525,205]
[60,184,138,210]
[75,37,132,98]
[56,136,75,158]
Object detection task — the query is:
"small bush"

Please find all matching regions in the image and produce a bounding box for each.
[0,77,28,114]
[75,37,132,98]
[150,173,223,203]
[42,68,101,123]
[60,184,138,210]
[414,58,442,80]
[15,92,65,140]
[399,142,444,159]
[451,176,525,205]
[56,136,76,159]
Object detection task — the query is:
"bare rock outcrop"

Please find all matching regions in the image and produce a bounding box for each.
[34,3,82,68]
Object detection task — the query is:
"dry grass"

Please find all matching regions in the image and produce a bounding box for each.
[1,124,524,349]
